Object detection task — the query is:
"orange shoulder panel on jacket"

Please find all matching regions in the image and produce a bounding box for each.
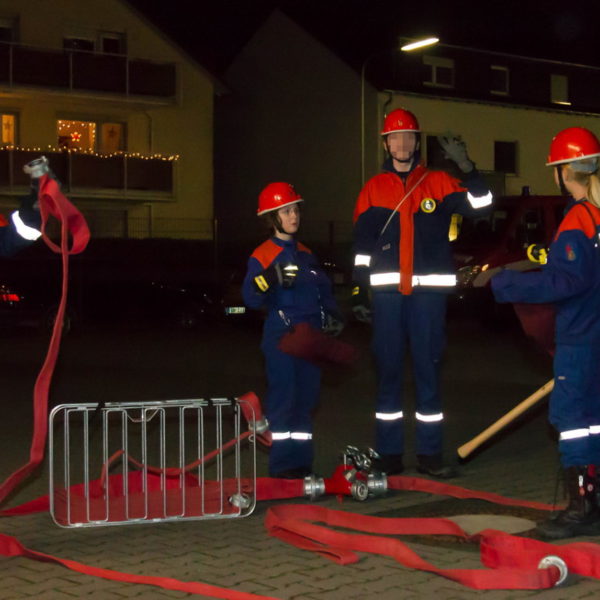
[251,239,283,269]
[297,241,312,254]
[557,202,600,239]
[422,170,466,203]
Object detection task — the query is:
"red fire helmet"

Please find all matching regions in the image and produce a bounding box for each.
[546,127,600,167]
[381,108,420,136]
[257,182,303,216]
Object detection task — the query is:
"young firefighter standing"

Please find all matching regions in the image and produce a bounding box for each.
[242,182,341,479]
[352,108,492,478]
[492,127,600,539]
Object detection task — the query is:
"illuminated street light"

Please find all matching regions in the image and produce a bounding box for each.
[401,37,439,52]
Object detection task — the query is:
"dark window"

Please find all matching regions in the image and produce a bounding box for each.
[64,37,94,52]
[0,17,16,43]
[491,66,509,95]
[494,141,517,174]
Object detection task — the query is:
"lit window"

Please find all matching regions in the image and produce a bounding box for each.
[57,120,97,150]
[423,55,454,88]
[551,74,570,105]
[57,119,125,152]
[491,66,509,96]
[1,114,16,144]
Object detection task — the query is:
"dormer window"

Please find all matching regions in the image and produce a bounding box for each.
[423,55,454,88]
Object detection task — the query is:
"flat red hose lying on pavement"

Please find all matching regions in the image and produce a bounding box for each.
[0,175,89,506]
[3,471,600,596]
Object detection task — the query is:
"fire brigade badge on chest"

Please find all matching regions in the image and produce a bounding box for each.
[565,243,576,261]
[420,198,436,213]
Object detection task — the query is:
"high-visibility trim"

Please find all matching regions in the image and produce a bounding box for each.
[412,274,456,287]
[416,412,444,423]
[271,431,291,441]
[370,272,456,287]
[254,274,269,292]
[375,411,403,421]
[12,211,41,241]
[354,254,371,267]
[290,432,312,440]
[467,191,493,209]
[559,428,590,441]
[371,272,400,286]
[589,425,600,435]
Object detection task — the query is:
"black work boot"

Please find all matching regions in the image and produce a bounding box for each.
[536,466,600,540]
[370,452,404,475]
[416,454,457,479]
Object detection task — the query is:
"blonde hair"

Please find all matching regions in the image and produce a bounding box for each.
[563,163,600,208]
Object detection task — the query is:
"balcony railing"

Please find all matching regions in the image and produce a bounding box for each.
[0,148,175,197]
[0,42,176,99]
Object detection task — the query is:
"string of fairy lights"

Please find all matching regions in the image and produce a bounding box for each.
[0,144,179,161]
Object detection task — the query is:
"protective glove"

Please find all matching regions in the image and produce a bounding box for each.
[437,132,473,173]
[527,243,548,265]
[323,311,345,336]
[351,285,371,324]
[253,262,298,292]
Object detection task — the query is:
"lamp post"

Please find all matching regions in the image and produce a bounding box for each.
[360,36,439,185]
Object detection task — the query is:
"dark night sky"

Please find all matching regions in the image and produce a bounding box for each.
[127,0,600,75]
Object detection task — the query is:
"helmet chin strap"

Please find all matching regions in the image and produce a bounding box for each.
[270,212,294,236]
[384,136,420,166]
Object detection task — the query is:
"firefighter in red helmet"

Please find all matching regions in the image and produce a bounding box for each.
[492,127,600,539]
[352,108,493,478]
[243,182,342,478]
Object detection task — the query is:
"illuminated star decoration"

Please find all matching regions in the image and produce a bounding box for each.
[71,131,82,142]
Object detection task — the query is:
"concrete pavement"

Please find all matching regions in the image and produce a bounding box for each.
[1,313,599,599]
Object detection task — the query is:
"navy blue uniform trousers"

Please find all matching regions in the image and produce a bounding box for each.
[262,325,321,475]
[372,291,447,456]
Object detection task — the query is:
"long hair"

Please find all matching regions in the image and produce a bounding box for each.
[564,161,600,208]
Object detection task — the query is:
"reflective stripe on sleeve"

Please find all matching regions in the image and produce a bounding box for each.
[559,428,590,441]
[290,432,312,440]
[12,211,41,241]
[415,412,444,423]
[375,411,403,421]
[271,431,291,441]
[354,254,371,267]
[467,191,493,209]
[589,425,600,435]
[370,272,456,287]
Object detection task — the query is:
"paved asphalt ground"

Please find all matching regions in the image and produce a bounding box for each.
[1,304,600,599]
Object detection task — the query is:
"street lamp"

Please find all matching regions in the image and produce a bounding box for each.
[361,36,439,185]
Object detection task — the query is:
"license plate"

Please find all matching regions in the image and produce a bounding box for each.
[225,306,246,315]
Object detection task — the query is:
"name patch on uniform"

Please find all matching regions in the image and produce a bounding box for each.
[420,198,436,213]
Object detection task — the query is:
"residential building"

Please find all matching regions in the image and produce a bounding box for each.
[0,0,221,239]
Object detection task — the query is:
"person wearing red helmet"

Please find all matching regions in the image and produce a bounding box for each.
[242,182,341,478]
[352,108,493,478]
[492,127,600,539]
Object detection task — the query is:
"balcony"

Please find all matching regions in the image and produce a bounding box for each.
[0,42,176,102]
[0,148,175,200]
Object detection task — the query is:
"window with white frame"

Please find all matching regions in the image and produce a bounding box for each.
[423,55,454,88]
[551,74,570,106]
[490,65,509,95]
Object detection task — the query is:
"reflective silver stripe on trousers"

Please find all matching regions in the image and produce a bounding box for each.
[415,412,444,423]
[467,191,493,209]
[370,272,457,287]
[272,431,313,441]
[559,428,590,441]
[354,254,371,267]
[375,411,403,421]
[589,425,600,435]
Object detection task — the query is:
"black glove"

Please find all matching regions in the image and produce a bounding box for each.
[17,188,41,229]
[351,285,371,323]
[253,262,298,293]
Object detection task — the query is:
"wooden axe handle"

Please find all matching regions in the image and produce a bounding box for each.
[457,379,555,459]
